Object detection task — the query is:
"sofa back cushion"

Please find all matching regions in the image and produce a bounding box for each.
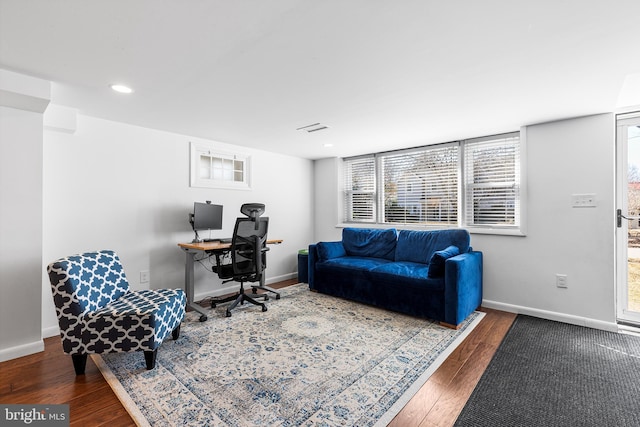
[395,229,470,264]
[342,228,397,261]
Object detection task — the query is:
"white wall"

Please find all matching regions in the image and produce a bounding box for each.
[476,114,616,329]
[0,71,49,361]
[42,114,314,336]
[313,157,342,242]
[313,113,617,330]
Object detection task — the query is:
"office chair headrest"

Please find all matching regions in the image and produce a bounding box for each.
[240,203,265,221]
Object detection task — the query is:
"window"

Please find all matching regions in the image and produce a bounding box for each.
[343,132,523,233]
[463,134,520,227]
[381,144,459,225]
[190,141,251,190]
[344,156,376,222]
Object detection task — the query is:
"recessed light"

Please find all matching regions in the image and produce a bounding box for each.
[323,143,334,148]
[110,84,133,94]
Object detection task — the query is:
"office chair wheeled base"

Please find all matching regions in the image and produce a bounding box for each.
[211,282,268,317]
[251,285,281,300]
[224,292,267,317]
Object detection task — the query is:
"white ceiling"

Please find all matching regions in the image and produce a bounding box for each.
[2,0,640,160]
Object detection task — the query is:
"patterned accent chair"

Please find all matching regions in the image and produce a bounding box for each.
[47,250,186,375]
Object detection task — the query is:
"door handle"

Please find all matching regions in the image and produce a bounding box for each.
[617,209,640,227]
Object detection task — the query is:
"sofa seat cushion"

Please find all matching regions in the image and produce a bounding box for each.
[369,261,445,290]
[316,256,393,273]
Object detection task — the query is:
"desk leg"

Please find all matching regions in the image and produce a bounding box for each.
[184,249,209,322]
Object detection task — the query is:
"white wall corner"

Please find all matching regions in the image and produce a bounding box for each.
[617,73,640,109]
[0,69,51,113]
[44,104,78,134]
[42,325,61,339]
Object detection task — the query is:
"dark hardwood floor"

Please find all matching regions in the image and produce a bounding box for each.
[0,279,515,426]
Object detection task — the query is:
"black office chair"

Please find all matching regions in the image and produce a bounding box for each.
[211,203,276,317]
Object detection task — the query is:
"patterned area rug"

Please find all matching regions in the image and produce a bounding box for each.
[94,284,484,426]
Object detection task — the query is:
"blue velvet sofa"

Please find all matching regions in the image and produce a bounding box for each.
[308,228,482,327]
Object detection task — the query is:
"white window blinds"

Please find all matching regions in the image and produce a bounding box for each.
[463,133,520,227]
[342,131,522,232]
[381,145,458,225]
[344,156,376,222]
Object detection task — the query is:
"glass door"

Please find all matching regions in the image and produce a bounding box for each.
[616,112,640,325]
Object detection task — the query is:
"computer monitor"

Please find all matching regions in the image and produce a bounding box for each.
[190,201,223,242]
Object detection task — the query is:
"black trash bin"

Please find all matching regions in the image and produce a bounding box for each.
[297,249,309,283]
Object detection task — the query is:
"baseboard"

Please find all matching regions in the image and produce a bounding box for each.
[42,325,60,339]
[194,272,298,302]
[482,299,619,333]
[267,272,298,284]
[618,324,640,337]
[0,339,45,363]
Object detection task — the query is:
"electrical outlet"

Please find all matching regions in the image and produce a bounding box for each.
[556,274,567,288]
[140,270,150,283]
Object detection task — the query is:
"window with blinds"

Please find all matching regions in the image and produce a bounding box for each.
[463,133,520,227]
[344,156,376,222]
[343,132,522,231]
[381,144,458,225]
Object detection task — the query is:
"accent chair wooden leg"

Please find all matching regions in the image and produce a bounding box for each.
[172,324,181,340]
[71,354,88,375]
[144,349,157,370]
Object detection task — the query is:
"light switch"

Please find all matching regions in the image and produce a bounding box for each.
[571,193,596,208]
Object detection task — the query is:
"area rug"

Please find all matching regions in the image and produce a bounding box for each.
[454,315,640,427]
[94,283,484,426]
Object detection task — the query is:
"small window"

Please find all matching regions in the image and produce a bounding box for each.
[190,141,251,190]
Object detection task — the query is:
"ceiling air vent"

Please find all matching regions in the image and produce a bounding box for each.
[296,123,329,133]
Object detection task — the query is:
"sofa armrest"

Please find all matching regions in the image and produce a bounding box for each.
[308,241,346,289]
[443,251,483,326]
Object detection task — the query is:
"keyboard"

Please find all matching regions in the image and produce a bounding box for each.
[202,238,232,243]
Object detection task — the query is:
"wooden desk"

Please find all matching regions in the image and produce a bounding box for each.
[178,239,282,252]
[178,239,283,321]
